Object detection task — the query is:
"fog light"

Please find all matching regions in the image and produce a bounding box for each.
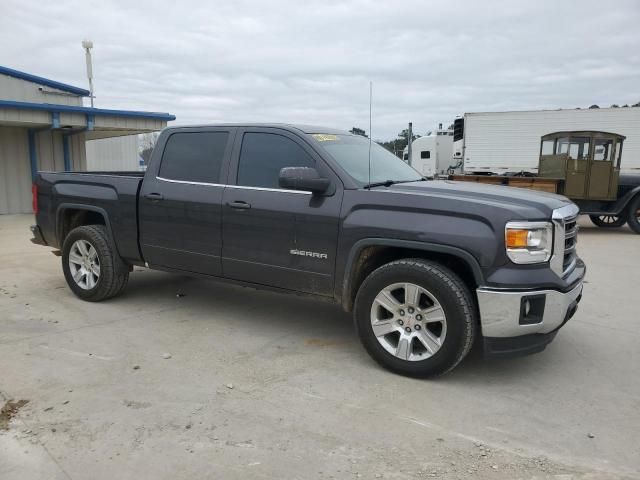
[519,294,546,325]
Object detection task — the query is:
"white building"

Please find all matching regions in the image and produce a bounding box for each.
[85,135,140,171]
[0,65,175,214]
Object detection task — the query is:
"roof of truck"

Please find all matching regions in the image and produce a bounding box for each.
[542,130,626,140]
[165,123,350,135]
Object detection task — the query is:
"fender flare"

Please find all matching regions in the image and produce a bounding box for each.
[340,238,485,310]
[55,203,120,256]
[615,186,640,214]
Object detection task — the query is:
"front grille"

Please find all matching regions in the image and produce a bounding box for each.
[562,215,578,275]
[551,204,580,278]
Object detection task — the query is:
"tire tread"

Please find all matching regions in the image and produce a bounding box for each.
[354,258,477,377]
[62,225,129,302]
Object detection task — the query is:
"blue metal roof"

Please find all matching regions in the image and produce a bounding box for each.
[0,99,176,121]
[0,65,91,96]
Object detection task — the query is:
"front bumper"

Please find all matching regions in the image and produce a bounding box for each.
[477,274,584,357]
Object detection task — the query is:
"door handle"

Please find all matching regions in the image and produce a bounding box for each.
[144,192,164,201]
[227,200,251,210]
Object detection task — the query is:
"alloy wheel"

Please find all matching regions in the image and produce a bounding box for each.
[68,239,100,290]
[370,282,447,361]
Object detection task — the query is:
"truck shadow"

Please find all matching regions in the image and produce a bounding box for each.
[119,270,560,380]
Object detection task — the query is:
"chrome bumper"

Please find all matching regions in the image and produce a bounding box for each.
[477,279,583,338]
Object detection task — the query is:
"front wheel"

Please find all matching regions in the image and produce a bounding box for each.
[354,259,476,377]
[589,214,626,228]
[626,195,640,234]
[62,225,129,301]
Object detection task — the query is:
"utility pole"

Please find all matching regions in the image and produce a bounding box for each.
[82,40,95,107]
[407,122,413,166]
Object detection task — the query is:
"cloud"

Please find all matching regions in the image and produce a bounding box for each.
[1,0,639,138]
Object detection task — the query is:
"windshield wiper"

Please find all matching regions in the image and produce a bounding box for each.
[364,179,397,188]
[364,178,426,189]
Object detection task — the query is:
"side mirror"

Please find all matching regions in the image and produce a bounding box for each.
[279,167,330,193]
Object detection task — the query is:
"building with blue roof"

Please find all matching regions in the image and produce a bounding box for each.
[0,65,175,214]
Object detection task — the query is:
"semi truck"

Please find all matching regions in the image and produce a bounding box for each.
[402,125,453,177]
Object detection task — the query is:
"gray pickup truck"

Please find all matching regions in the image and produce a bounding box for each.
[30,124,585,376]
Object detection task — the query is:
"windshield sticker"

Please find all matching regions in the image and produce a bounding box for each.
[312,134,339,142]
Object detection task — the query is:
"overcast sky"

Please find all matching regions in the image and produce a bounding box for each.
[2,0,639,139]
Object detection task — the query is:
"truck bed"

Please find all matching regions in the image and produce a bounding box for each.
[35,171,145,264]
[450,174,560,193]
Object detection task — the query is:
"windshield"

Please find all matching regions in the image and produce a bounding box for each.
[310,134,422,186]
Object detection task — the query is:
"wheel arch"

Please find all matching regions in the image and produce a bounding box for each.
[56,204,119,256]
[341,239,484,312]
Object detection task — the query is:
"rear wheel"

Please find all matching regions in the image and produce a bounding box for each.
[354,259,476,377]
[626,195,640,234]
[62,225,129,301]
[589,214,626,228]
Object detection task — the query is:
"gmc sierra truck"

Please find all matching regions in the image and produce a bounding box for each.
[30,124,585,376]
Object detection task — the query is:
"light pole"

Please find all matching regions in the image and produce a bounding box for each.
[82,40,95,107]
[407,122,413,166]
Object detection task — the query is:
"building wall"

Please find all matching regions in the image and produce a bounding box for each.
[0,127,87,214]
[0,126,32,214]
[0,74,83,106]
[36,131,86,172]
[86,135,139,171]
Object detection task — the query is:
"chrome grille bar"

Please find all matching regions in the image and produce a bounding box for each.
[551,204,580,278]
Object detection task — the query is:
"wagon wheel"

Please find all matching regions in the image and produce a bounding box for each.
[589,214,626,228]
[626,195,640,234]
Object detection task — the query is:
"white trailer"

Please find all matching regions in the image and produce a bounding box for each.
[455,108,640,174]
[403,126,454,177]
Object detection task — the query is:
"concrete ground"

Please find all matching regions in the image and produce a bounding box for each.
[0,214,638,480]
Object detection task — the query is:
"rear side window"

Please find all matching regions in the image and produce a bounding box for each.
[237,133,315,188]
[159,132,229,183]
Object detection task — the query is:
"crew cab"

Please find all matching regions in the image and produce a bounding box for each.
[30,124,585,376]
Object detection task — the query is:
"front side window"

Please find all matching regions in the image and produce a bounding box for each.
[568,137,590,160]
[237,133,315,188]
[557,138,570,155]
[616,140,623,167]
[594,138,614,161]
[421,151,431,159]
[159,132,229,183]
[312,134,422,186]
[541,139,554,155]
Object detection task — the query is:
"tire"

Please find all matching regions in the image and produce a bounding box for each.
[627,195,640,234]
[589,214,626,228]
[61,225,129,301]
[354,258,476,377]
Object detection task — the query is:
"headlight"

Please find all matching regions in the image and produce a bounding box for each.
[505,221,553,264]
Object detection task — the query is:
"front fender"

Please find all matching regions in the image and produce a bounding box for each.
[339,238,485,311]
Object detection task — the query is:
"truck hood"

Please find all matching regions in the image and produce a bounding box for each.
[382,179,572,219]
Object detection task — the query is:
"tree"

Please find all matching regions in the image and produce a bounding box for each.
[349,127,367,137]
[610,104,620,108]
[588,104,600,109]
[398,128,420,143]
[377,129,422,158]
[633,101,640,107]
[139,132,159,164]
